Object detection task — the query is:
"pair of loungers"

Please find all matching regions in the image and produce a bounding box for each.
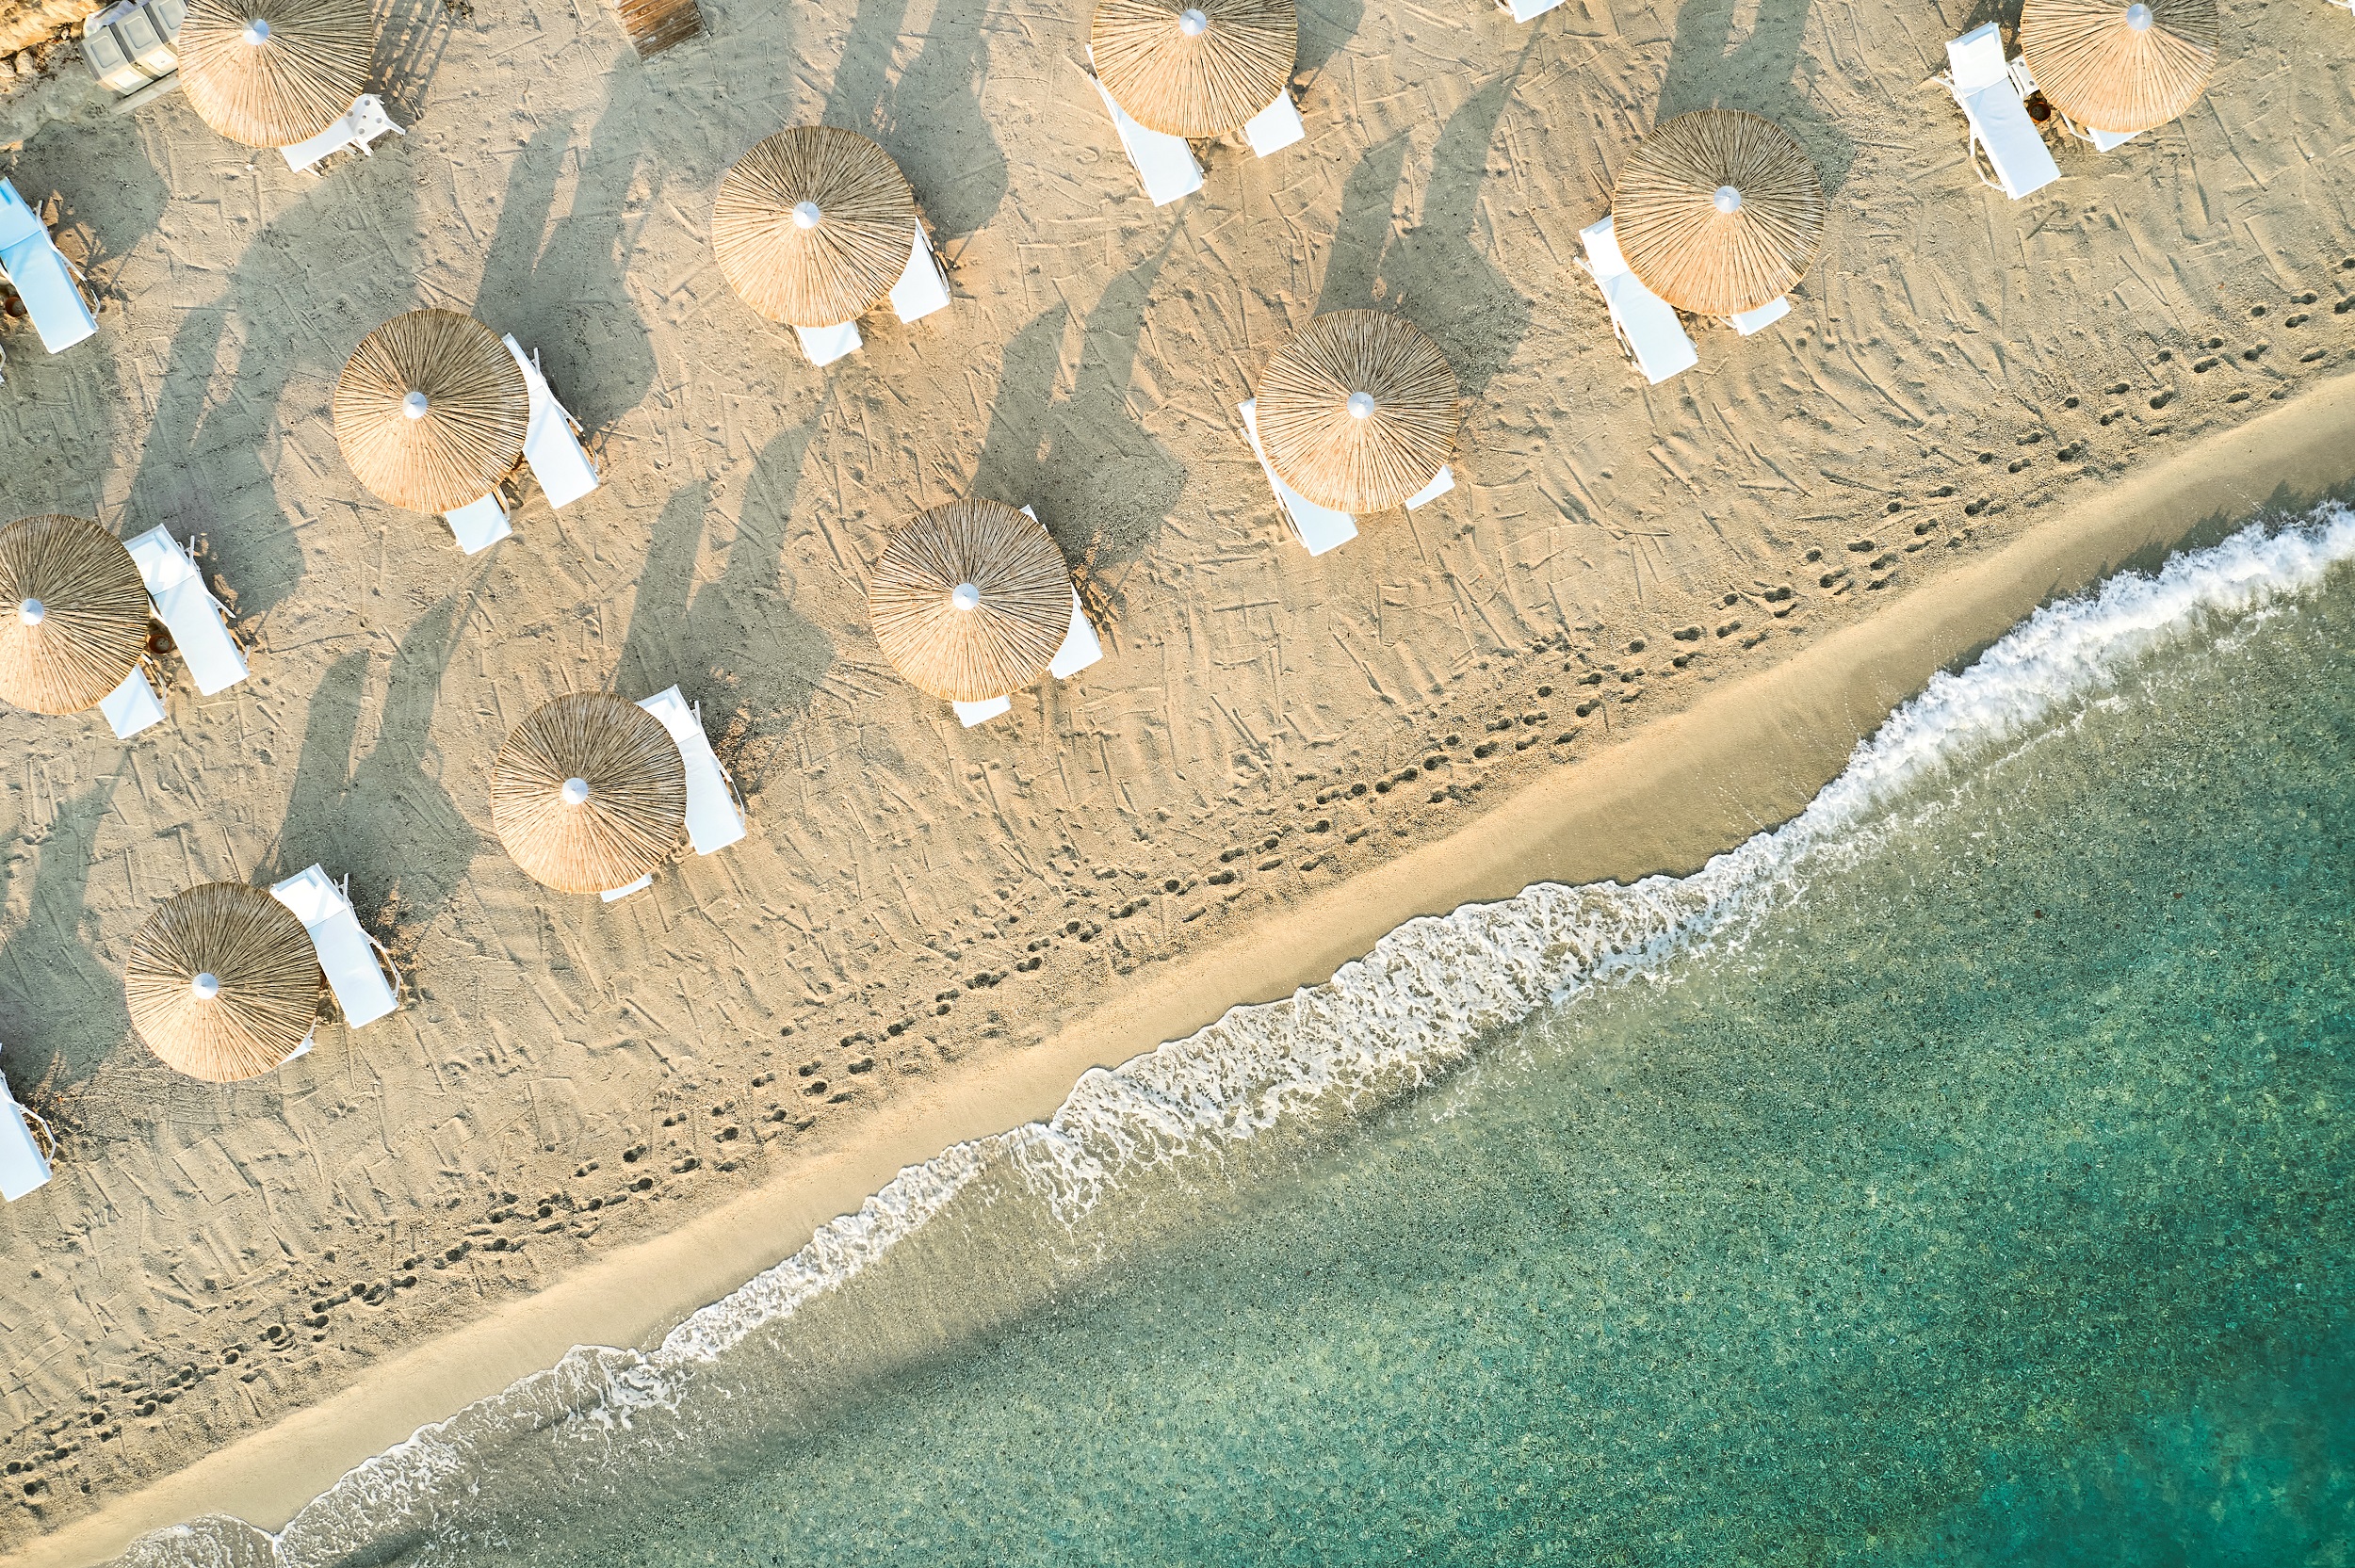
[444,335,603,553]
[794,226,951,367]
[1574,216,1793,389]
[101,525,249,739]
[601,684,750,897]
[0,178,98,373]
[950,506,1104,727]
[1235,402,1454,557]
[1086,54,1305,207]
[1937,22,2148,202]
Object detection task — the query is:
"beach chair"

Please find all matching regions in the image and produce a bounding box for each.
[0,1051,52,1202]
[1242,90,1306,157]
[794,320,863,367]
[2004,54,2138,152]
[1729,297,1793,336]
[124,526,248,696]
[1238,398,1356,555]
[1577,217,1699,386]
[1087,61,1204,206]
[99,664,166,738]
[269,865,401,1029]
[949,508,1102,727]
[445,492,512,554]
[1937,25,2064,199]
[888,227,951,324]
[500,334,600,510]
[282,94,406,174]
[636,686,748,856]
[1496,0,1566,19]
[0,178,98,357]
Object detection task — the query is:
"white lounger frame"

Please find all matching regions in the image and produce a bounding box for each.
[445,491,512,554]
[124,525,248,696]
[271,865,402,1029]
[283,94,405,174]
[0,1047,52,1203]
[1939,24,2063,200]
[795,224,952,367]
[1578,216,1699,386]
[949,506,1102,728]
[599,687,750,901]
[502,334,600,509]
[2005,55,2139,152]
[0,177,98,360]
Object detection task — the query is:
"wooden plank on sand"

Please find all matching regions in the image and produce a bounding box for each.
[610,0,701,57]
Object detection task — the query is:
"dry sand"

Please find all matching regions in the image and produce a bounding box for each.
[1,0,2352,1558]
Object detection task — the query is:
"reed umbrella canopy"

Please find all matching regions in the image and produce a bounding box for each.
[713,127,918,329]
[0,515,150,717]
[125,882,323,1083]
[491,694,688,895]
[1091,0,1296,138]
[2020,0,2217,135]
[868,500,1072,704]
[1254,311,1459,513]
[177,0,374,148]
[1610,109,1828,318]
[333,310,529,516]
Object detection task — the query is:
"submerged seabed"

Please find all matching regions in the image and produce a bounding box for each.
[124,510,2355,1566]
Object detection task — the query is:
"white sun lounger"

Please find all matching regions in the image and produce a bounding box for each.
[1089,68,1204,206]
[500,334,600,510]
[124,526,247,696]
[889,227,951,324]
[446,492,512,554]
[100,665,165,738]
[282,94,405,174]
[1940,25,2063,199]
[0,1052,52,1202]
[1243,91,1306,157]
[947,509,1100,727]
[2004,54,2138,152]
[1497,0,1566,18]
[1578,217,1699,386]
[1729,297,1793,336]
[637,685,747,857]
[794,319,863,367]
[1238,398,1356,554]
[0,178,98,356]
[270,865,401,1029]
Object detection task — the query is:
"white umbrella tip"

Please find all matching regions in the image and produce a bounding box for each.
[561,777,591,806]
[401,390,430,420]
[17,598,44,626]
[1178,7,1209,34]
[1346,391,1377,420]
[950,582,983,612]
[1713,185,1744,214]
[191,971,221,1000]
[2124,1,2153,27]
[791,201,823,229]
[240,17,270,43]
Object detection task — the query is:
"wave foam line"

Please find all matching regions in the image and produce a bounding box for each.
[122,509,2355,1568]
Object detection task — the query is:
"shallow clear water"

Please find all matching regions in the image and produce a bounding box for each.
[126,519,2355,1567]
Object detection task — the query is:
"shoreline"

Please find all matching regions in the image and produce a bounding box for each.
[25,375,2355,1568]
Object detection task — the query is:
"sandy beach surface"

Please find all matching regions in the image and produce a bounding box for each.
[1,0,2352,1558]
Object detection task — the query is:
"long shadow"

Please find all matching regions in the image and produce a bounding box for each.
[0,780,127,1085]
[1654,0,1854,195]
[14,112,169,297]
[1295,0,1365,74]
[262,647,371,881]
[1313,84,1532,400]
[475,80,659,435]
[971,237,1190,572]
[822,0,1007,240]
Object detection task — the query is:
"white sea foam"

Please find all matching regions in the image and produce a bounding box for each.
[125,509,2355,1567]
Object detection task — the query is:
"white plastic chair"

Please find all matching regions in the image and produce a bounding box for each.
[1243,91,1306,157]
[0,178,98,356]
[636,686,747,857]
[1577,217,1700,386]
[501,334,600,509]
[282,94,405,173]
[100,666,165,738]
[124,526,247,696]
[1938,25,2064,200]
[889,227,951,324]
[1238,398,1357,555]
[0,1061,51,1203]
[270,865,401,1028]
[794,320,863,367]
[1088,64,1204,206]
[2006,53,2137,152]
[446,492,512,554]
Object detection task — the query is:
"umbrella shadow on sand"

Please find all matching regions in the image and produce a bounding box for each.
[822,0,1008,242]
[0,779,129,1086]
[1653,0,1855,195]
[1311,77,1533,402]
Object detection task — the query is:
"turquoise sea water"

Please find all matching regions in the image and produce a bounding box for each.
[127,517,2355,1567]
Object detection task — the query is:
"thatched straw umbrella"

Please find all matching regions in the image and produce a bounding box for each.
[868,500,1072,704]
[333,310,529,516]
[177,0,374,149]
[0,515,150,717]
[1254,311,1458,513]
[1611,109,1827,318]
[125,882,323,1082]
[490,693,687,895]
[2020,0,2217,136]
[713,127,918,329]
[1092,0,1296,138]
